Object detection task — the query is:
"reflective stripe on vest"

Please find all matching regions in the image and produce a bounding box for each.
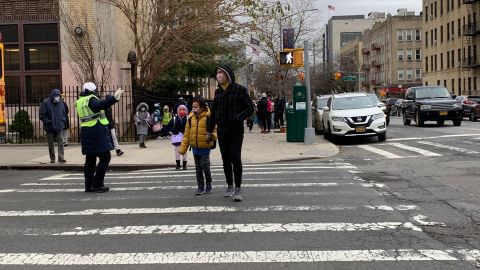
[75,95,109,127]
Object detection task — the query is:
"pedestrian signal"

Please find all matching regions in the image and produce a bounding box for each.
[279,49,304,67]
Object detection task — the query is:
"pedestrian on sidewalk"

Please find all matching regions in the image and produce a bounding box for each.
[39,88,67,163]
[179,96,217,195]
[62,98,70,147]
[160,105,172,138]
[208,64,254,202]
[168,104,188,170]
[151,103,163,138]
[75,82,124,193]
[105,99,124,156]
[257,93,268,133]
[134,102,150,148]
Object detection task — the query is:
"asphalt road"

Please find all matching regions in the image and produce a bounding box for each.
[0,115,479,269]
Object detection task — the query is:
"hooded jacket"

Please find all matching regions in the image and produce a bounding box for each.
[179,108,217,155]
[168,104,188,138]
[208,64,254,133]
[134,103,150,135]
[39,89,67,134]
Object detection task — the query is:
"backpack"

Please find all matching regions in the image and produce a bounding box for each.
[188,115,216,149]
[267,99,274,113]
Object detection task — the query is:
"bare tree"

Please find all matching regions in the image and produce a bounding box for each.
[59,3,114,92]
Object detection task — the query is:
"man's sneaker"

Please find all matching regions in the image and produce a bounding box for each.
[232,187,242,202]
[195,187,205,195]
[116,149,124,156]
[224,185,234,197]
[86,186,109,193]
[205,183,212,194]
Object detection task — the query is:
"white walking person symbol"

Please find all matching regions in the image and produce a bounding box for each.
[286,52,293,64]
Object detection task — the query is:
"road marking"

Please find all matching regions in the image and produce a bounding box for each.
[386,133,480,141]
[40,169,356,181]
[0,204,419,217]
[0,249,468,265]
[357,145,403,159]
[32,222,421,236]
[0,182,361,193]
[388,143,443,157]
[40,163,357,179]
[417,141,480,154]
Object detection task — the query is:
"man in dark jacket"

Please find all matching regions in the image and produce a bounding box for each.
[39,89,67,163]
[208,64,254,202]
[257,93,268,133]
[75,82,124,193]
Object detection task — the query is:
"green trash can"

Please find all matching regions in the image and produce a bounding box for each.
[286,86,307,142]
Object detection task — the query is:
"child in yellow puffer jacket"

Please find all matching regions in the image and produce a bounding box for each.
[179,96,217,195]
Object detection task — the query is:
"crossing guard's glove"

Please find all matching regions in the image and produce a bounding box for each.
[114,88,124,101]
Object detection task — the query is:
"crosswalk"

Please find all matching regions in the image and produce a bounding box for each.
[350,140,480,160]
[0,162,478,268]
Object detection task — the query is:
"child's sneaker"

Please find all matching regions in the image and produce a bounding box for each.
[205,183,212,194]
[195,186,205,195]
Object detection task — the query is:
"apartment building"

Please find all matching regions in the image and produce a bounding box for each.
[423,0,480,95]
[324,13,386,71]
[0,0,132,105]
[339,38,363,91]
[361,9,423,97]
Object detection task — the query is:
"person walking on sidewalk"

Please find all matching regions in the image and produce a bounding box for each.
[208,64,254,202]
[39,88,67,163]
[75,82,124,193]
[160,105,172,138]
[257,93,268,133]
[179,96,217,195]
[134,102,150,148]
[168,104,189,170]
[105,99,124,156]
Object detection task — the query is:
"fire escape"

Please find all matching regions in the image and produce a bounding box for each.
[462,0,480,70]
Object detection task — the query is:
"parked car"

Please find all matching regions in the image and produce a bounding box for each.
[402,86,463,127]
[312,95,331,134]
[322,92,387,142]
[455,95,480,121]
[367,93,389,125]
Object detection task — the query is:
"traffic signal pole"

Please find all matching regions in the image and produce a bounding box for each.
[304,40,315,145]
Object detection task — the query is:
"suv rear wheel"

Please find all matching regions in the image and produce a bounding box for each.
[469,111,478,122]
[403,112,411,125]
[415,111,424,127]
[453,119,462,126]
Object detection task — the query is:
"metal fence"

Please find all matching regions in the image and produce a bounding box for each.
[4,85,188,144]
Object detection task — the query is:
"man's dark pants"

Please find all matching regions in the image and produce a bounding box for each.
[84,151,111,189]
[218,124,244,188]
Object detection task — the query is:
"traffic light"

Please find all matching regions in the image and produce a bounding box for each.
[279,49,304,67]
[334,72,343,80]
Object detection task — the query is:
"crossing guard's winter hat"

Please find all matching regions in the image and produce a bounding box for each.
[82,82,97,93]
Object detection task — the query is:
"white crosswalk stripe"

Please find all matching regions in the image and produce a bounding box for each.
[0,161,478,267]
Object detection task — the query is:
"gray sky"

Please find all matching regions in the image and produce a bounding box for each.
[314,0,423,24]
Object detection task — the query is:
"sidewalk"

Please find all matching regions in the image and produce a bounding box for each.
[0,126,339,171]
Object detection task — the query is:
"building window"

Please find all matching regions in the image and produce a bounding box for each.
[398,50,404,61]
[431,29,434,45]
[441,25,444,42]
[406,30,413,41]
[26,75,61,104]
[474,77,477,92]
[425,31,429,47]
[425,6,429,21]
[25,44,59,70]
[426,56,429,72]
[452,79,455,92]
[451,20,455,37]
[447,51,450,68]
[458,18,461,37]
[435,1,438,17]
[406,69,413,80]
[440,53,444,69]
[406,49,413,61]
[415,69,422,80]
[452,50,455,67]
[415,29,421,41]
[415,49,422,60]
[5,76,20,105]
[459,78,462,93]
[435,54,438,70]
[440,0,444,15]
[397,29,404,41]
[437,80,441,86]
[4,45,20,71]
[24,24,58,42]
[452,0,455,10]
[398,69,404,81]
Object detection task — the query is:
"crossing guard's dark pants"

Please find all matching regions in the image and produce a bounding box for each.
[218,124,244,188]
[84,151,111,189]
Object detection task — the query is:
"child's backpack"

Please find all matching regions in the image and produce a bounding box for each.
[267,99,274,113]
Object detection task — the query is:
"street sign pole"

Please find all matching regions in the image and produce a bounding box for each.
[304,40,315,145]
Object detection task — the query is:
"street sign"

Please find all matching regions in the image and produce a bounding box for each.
[342,76,356,81]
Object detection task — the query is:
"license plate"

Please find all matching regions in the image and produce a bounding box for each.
[439,111,448,116]
[355,126,366,132]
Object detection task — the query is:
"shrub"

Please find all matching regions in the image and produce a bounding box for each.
[9,110,34,139]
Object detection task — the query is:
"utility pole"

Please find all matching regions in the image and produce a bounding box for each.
[304,40,315,144]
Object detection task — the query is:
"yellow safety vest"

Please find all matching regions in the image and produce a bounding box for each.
[75,95,109,127]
